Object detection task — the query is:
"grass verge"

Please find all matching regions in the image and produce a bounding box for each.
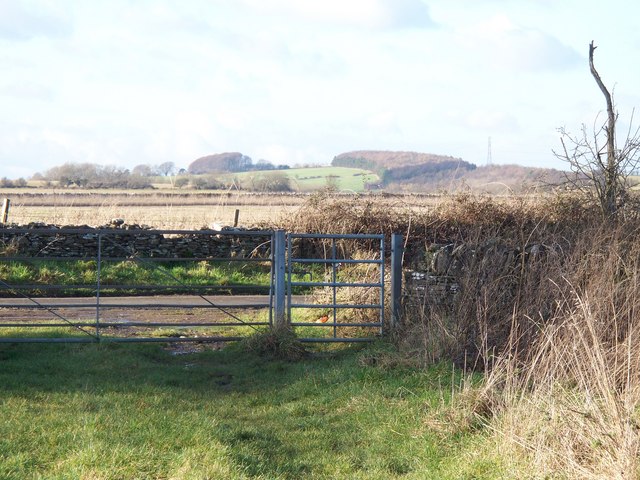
[0,259,321,296]
[0,339,498,479]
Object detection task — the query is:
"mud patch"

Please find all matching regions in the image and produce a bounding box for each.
[163,341,227,355]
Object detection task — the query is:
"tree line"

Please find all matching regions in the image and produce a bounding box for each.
[25,160,293,192]
[34,163,153,189]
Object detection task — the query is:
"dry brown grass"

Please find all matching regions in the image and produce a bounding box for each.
[481,286,640,478]
[403,206,640,478]
[2,188,451,229]
[490,227,640,478]
[10,204,301,229]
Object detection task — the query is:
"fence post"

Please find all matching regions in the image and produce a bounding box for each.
[1,198,9,224]
[95,233,102,342]
[390,233,404,330]
[273,229,287,328]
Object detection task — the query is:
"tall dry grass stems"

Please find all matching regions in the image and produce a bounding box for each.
[487,295,640,478]
[476,225,640,479]
[395,206,640,478]
[284,192,640,477]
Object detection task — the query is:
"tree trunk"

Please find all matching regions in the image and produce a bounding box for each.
[589,41,617,218]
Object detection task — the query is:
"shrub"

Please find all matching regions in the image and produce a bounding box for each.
[468,225,640,477]
[173,177,189,188]
[0,177,28,188]
[242,326,308,361]
[190,175,224,190]
[250,172,292,192]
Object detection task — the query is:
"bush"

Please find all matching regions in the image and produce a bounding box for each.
[41,163,153,189]
[288,190,640,476]
[242,326,308,361]
[0,177,27,188]
[249,172,292,192]
[461,224,640,477]
[190,175,224,190]
[173,177,189,188]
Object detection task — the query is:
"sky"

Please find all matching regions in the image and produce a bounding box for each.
[2,0,640,178]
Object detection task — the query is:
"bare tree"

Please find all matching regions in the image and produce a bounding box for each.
[156,161,176,177]
[554,41,640,219]
[132,164,153,177]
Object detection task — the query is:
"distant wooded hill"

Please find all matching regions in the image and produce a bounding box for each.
[332,150,565,193]
[332,150,475,186]
[388,164,567,194]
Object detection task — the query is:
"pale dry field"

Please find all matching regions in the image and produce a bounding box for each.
[1,190,308,228]
[10,204,302,229]
[0,188,452,229]
[0,188,546,231]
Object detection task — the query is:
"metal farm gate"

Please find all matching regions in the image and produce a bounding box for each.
[0,227,403,344]
[286,233,385,342]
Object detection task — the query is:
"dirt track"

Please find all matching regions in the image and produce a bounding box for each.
[0,295,305,325]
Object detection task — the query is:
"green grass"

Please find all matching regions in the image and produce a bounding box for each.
[0,339,501,479]
[227,167,379,192]
[0,259,296,296]
[0,259,329,297]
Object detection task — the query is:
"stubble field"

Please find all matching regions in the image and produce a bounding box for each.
[0,188,446,228]
[1,190,306,228]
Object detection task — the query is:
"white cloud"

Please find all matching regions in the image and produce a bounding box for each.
[2,0,640,177]
[255,144,292,165]
[239,0,435,30]
[376,0,435,30]
[0,0,72,40]
[0,81,53,101]
[459,14,581,71]
[0,124,81,173]
[464,110,520,132]
[366,111,400,131]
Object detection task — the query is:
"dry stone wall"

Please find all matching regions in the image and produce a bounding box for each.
[0,221,273,259]
[405,238,550,306]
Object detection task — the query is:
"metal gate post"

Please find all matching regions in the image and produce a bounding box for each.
[96,233,102,341]
[390,233,404,330]
[273,229,287,328]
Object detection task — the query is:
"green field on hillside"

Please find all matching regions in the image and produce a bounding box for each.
[148,166,378,192]
[227,167,379,192]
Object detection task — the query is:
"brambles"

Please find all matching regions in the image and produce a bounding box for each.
[472,229,640,477]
